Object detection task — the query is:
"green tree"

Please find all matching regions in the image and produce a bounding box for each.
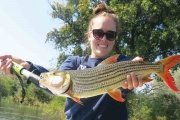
[110,0,180,61]
[46,0,101,64]
[127,91,180,120]
[0,75,15,97]
[46,0,180,64]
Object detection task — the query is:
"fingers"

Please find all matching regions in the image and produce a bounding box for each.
[123,72,143,90]
[131,72,139,88]
[0,55,31,75]
[127,74,133,89]
[132,56,143,62]
[137,74,143,87]
[0,55,12,60]
[6,59,13,74]
[0,55,17,75]
[122,56,144,90]
[0,57,13,75]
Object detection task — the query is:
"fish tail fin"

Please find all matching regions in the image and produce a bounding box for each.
[157,55,180,93]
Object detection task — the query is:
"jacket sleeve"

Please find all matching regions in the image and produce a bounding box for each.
[25,61,48,85]
[58,56,80,70]
[26,61,48,75]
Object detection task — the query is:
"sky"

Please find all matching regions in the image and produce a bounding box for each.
[0,0,65,68]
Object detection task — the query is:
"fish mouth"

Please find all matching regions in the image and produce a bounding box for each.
[50,72,71,94]
[39,71,71,94]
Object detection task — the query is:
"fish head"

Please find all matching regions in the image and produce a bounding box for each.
[39,71,71,94]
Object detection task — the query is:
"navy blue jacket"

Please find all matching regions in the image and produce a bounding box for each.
[27,55,130,120]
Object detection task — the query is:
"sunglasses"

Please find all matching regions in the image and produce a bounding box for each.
[92,29,117,41]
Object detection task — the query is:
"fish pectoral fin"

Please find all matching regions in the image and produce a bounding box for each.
[97,54,119,66]
[108,89,125,102]
[70,96,83,105]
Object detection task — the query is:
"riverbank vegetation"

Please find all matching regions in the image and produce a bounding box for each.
[0,74,65,120]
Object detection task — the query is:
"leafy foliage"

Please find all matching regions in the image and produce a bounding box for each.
[127,92,180,120]
[46,0,180,64]
[110,0,180,61]
[0,75,15,97]
[0,75,65,119]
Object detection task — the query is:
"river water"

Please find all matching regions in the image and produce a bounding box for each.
[0,102,44,120]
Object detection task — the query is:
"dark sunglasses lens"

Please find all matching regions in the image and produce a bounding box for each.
[106,31,117,41]
[92,29,117,41]
[93,29,104,39]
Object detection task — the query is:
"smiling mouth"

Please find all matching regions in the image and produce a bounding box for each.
[98,44,108,48]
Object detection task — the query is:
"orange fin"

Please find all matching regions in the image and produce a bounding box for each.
[71,97,83,105]
[97,54,119,66]
[157,55,180,93]
[108,89,125,102]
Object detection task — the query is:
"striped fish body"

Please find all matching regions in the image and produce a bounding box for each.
[39,55,180,103]
[65,60,162,98]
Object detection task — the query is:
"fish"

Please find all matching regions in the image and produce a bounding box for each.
[39,55,180,104]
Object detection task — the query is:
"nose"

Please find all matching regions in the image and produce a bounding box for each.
[101,34,107,41]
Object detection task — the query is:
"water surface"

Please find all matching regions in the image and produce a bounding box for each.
[0,102,44,120]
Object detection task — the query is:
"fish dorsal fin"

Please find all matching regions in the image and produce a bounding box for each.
[97,54,119,66]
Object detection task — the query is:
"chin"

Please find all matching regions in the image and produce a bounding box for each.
[95,51,109,58]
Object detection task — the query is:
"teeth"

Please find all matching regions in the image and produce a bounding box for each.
[98,44,107,48]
